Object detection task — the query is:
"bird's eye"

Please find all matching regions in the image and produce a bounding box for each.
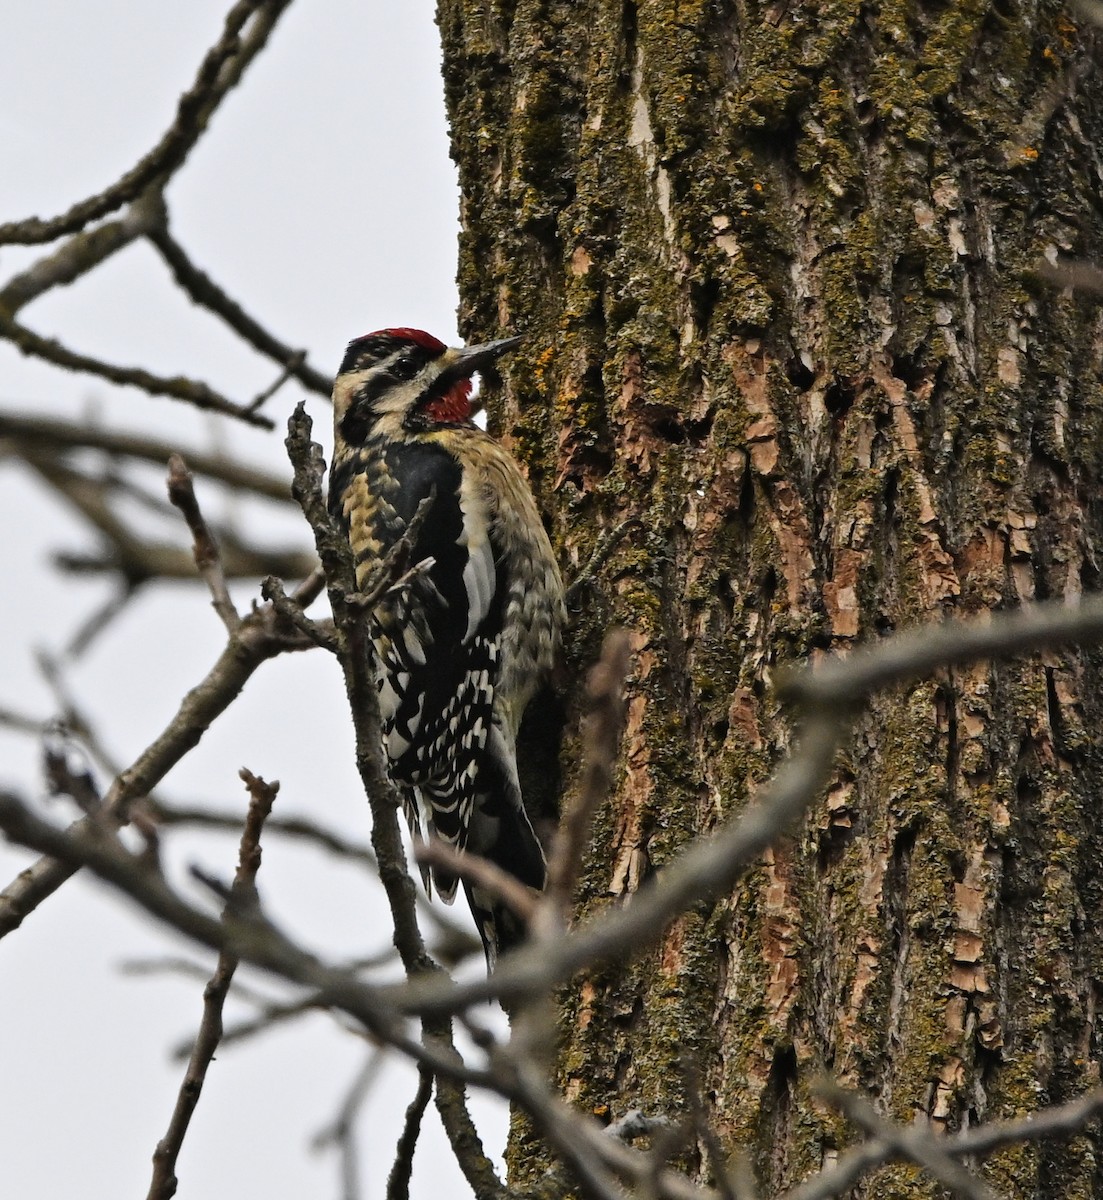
[391,355,420,381]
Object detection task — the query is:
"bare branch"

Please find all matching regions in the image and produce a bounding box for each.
[147,769,279,1200]
[285,402,507,1200]
[778,594,1103,710]
[401,593,1103,1016]
[0,310,275,428]
[284,402,428,969]
[0,191,164,313]
[0,597,314,939]
[0,0,294,246]
[0,788,510,1100]
[167,454,239,630]
[538,630,631,932]
[565,518,644,607]
[820,1083,1001,1200]
[148,223,331,398]
[386,1067,434,1200]
[1032,257,1103,294]
[415,838,538,925]
[261,574,338,652]
[952,1087,1103,1156]
[400,712,841,1017]
[311,1050,386,1200]
[0,409,293,501]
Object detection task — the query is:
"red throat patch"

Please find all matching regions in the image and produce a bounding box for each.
[423,379,473,423]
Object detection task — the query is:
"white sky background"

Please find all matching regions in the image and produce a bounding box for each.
[0,2,509,1196]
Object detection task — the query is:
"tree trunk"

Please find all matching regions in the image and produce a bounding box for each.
[439,2,1103,1193]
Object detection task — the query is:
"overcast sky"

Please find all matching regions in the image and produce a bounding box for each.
[0,3,508,1196]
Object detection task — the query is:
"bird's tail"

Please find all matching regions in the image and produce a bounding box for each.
[422,726,546,969]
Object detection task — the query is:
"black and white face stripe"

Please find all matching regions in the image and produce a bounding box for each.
[338,330,446,377]
[336,336,446,443]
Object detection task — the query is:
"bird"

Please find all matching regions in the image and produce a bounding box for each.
[327,327,564,967]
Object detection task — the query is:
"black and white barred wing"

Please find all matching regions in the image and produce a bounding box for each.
[361,444,506,902]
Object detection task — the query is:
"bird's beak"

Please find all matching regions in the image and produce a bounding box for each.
[423,336,523,419]
[448,335,524,379]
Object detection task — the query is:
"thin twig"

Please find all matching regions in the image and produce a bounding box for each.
[246,351,307,413]
[397,593,1103,1016]
[19,445,312,584]
[0,594,314,939]
[0,192,163,313]
[0,311,275,428]
[386,1067,434,1200]
[813,1082,1001,1200]
[311,1049,386,1200]
[167,454,239,630]
[261,574,337,652]
[146,798,374,867]
[537,630,631,934]
[0,409,294,500]
[63,581,142,659]
[148,224,331,397]
[147,769,279,1200]
[0,0,293,246]
[415,839,538,925]
[565,518,643,607]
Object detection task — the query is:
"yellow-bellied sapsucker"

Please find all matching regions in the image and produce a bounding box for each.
[328,327,564,966]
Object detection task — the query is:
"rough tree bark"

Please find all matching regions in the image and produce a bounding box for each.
[439,2,1103,1195]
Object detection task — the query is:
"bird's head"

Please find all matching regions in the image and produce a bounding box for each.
[332,327,522,444]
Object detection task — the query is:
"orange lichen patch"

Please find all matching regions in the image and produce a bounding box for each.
[873,357,961,605]
[761,846,801,1021]
[931,1057,965,1121]
[577,979,598,1031]
[768,480,816,609]
[609,626,660,897]
[824,546,863,638]
[997,345,1021,386]
[949,962,989,993]
[661,917,686,975]
[569,244,593,274]
[728,688,763,751]
[953,931,984,963]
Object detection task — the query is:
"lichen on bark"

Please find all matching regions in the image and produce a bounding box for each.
[438,0,1103,1192]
